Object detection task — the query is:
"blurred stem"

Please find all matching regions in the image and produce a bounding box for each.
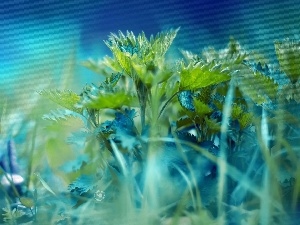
[0,167,20,198]
[149,85,161,132]
[0,184,13,204]
[157,91,179,120]
[135,79,148,130]
[0,99,7,135]
[26,123,37,190]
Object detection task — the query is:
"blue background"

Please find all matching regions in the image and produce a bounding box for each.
[1,0,300,113]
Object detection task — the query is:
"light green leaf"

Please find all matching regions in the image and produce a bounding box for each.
[39,90,81,113]
[112,46,132,76]
[150,27,179,57]
[80,59,104,75]
[131,63,152,84]
[83,91,137,109]
[35,173,56,196]
[101,55,124,73]
[104,28,179,75]
[42,109,87,126]
[179,61,231,91]
[132,62,173,86]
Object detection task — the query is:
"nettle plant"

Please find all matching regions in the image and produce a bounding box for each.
[35,29,300,224]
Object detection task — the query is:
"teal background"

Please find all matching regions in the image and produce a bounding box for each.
[0,0,300,112]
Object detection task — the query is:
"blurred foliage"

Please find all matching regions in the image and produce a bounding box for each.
[275,39,300,84]
[0,29,299,224]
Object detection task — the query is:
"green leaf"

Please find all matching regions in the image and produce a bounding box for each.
[253,69,278,100]
[82,91,137,110]
[195,86,214,104]
[176,116,194,130]
[193,99,212,116]
[275,39,300,83]
[230,104,253,129]
[180,49,201,63]
[131,63,148,81]
[132,61,173,86]
[111,46,133,76]
[279,82,300,103]
[237,65,278,105]
[19,197,35,208]
[231,104,244,120]
[35,173,56,196]
[238,112,253,129]
[104,72,123,87]
[101,55,124,73]
[179,61,231,91]
[80,59,104,75]
[104,28,179,77]
[42,109,87,124]
[201,37,247,67]
[149,27,179,57]
[205,117,221,133]
[39,90,81,113]
[2,207,25,222]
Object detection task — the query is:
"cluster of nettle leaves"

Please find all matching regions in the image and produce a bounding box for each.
[39,29,299,215]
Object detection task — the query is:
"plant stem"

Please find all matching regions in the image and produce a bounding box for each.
[135,79,148,129]
[157,91,179,120]
[26,123,37,190]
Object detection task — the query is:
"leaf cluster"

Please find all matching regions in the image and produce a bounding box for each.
[34,28,300,224]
